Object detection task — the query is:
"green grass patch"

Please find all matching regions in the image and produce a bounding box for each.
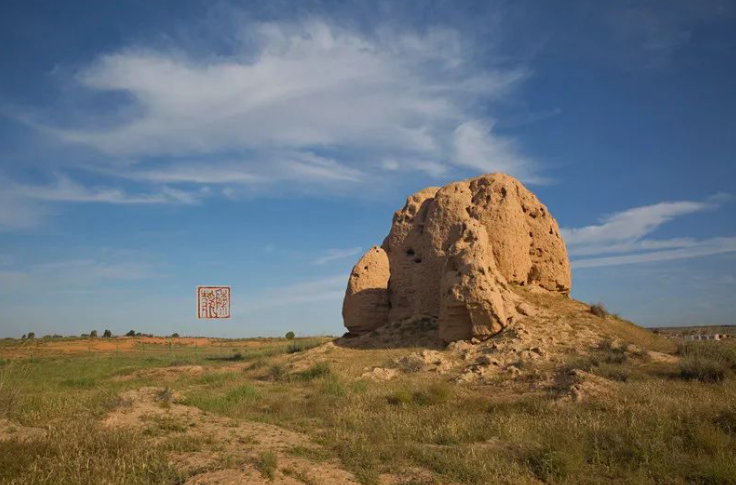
[0,421,182,484]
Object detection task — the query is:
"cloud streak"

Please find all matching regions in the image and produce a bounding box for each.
[571,237,736,269]
[312,247,362,266]
[0,174,205,231]
[565,196,735,269]
[237,275,346,312]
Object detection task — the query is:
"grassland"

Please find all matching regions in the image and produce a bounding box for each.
[1,332,735,484]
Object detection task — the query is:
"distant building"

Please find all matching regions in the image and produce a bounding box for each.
[683,333,726,341]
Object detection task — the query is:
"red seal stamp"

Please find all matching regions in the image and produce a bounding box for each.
[197,286,231,319]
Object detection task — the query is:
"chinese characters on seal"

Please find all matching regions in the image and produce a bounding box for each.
[197,286,231,319]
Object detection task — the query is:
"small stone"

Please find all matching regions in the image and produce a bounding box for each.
[506,366,522,377]
[516,302,538,316]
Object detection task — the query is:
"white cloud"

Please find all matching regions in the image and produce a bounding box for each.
[312,247,362,266]
[562,200,715,249]
[0,257,165,294]
[0,173,204,231]
[572,237,736,269]
[3,174,200,205]
[113,164,263,184]
[453,121,535,180]
[237,275,346,311]
[564,196,736,269]
[35,20,533,187]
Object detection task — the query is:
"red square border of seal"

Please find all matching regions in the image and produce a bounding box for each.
[197,286,231,319]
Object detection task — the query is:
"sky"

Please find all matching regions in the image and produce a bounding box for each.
[0,0,735,338]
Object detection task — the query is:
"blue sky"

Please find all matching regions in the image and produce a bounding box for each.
[1,0,735,338]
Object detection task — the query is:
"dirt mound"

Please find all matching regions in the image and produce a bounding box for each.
[113,365,205,381]
[335,285,676,387]
[343,173,570,342]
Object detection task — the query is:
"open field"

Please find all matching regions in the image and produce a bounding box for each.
[651,325,736,338]
[2,310,736,484]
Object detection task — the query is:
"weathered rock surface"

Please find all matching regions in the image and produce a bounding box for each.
[342,246,390,334]
[343,173,571,341]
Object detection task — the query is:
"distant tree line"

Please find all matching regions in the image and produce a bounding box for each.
[19,329,183,339]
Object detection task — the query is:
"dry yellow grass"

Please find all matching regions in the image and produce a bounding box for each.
[0,310,733,484]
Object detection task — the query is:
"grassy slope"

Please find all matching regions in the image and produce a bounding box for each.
[1,326,735,484]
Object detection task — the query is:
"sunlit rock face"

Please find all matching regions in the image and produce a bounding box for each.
[343,173,571,342]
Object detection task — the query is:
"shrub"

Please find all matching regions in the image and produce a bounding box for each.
[412,383,452,406]
[295,362,331,381]
[267,364,286,382]
[171,333,180,338]
[321,376,347,397]
[680,358,727,383]
[256,451,278,480]
[287,343,305,354]
[602,349,628,365]
[26,332,35,340]
[103,329,112,338]
[387,389,413,406]
[589,303,608,318]
[90,330,98,338]
[285,331,295,340]
[126,330,136,337]
[155,387,174,404]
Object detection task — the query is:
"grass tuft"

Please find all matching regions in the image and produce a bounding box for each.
[294,362,331,381]
[256,450,278,480]
[589,303,609,318]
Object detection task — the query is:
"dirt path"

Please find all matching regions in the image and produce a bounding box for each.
[105,387,361,484]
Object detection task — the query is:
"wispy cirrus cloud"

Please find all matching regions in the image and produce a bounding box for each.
[237,275,346,312]
[0,173,203,231]
[312,247,362,266]
[0,256,166,296]
[572,237,736,269]
[6,174,199,205]
[29,20,535,189]
[564,195,735,269]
